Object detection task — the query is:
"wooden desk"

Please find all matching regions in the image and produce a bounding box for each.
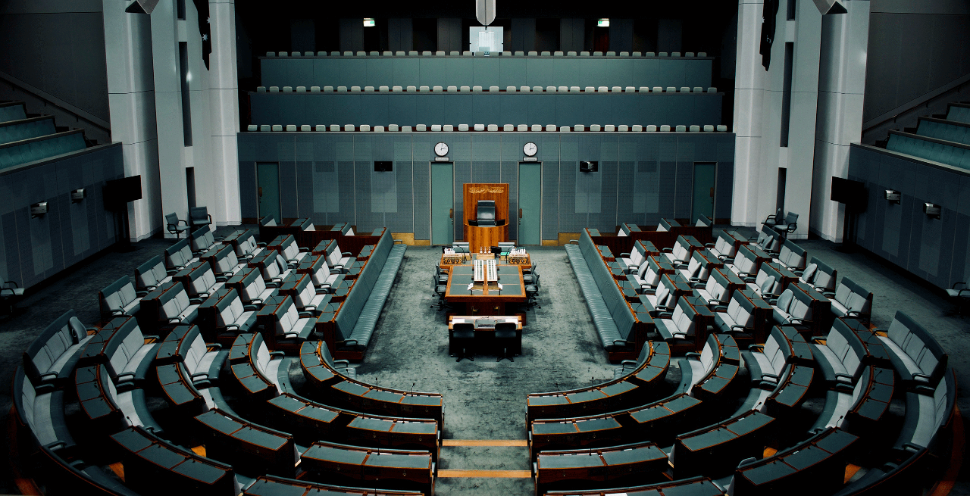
[444,263,526,314]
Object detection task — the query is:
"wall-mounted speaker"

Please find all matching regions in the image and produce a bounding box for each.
[923,203,941,219]
[580,161,598,173]
[374,161,393,172]
[813,0,847,15]
[125,0,160,14]
[31,202,48,217]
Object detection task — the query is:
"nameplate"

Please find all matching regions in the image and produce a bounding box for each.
[435,157,450,162]
[523,157,538,162]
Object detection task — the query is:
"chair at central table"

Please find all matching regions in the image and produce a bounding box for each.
[450,323,475,361]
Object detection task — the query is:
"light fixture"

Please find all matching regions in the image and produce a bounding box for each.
[363,18,375,27]
[125,0,160,14]
[71,188,86,203]
[597,18,610,27]
[31,202,48,217]
[812,0,847,15]
[924,203,941,219]
[885,189,900,204]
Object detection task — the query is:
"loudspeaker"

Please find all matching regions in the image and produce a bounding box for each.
[813,0,847,15]
[125,0,160,14]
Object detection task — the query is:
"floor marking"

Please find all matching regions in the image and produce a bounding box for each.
[442,439,529,447]
[438,469,532,478]
[844,464,861,483]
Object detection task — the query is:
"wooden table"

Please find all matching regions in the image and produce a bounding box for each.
[444,263,526,314]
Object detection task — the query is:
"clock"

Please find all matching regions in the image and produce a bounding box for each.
[434,142,449,157]
[523,142,538,157]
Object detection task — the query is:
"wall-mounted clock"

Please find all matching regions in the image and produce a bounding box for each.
[524,142,538,157]
[435,142,449,157]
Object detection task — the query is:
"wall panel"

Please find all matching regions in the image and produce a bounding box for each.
[237,132,735,242]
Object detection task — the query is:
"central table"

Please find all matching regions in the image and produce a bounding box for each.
[444,262,526,314]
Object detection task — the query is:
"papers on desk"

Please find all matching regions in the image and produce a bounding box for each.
[467,282,474,291]
[453,318,466,323]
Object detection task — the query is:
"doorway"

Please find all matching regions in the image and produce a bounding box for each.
[518,162,542,245]
[691,162,716,222]
[431,162,454,245]
[256,162,281,222]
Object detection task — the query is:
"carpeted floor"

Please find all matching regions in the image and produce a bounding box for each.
[1,227,969,495]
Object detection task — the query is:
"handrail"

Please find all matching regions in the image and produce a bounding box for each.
[862,73,970,139]
[0,70,110,132]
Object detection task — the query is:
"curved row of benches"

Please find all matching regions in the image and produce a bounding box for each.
[12,224,441,495]
[543,222,955,495]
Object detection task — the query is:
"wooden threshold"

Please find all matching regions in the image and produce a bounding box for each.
[437,469,532,478]
[441,439,529,447]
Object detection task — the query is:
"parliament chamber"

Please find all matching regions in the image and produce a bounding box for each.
[1,1,970,495]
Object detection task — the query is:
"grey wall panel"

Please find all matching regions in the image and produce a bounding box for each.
[279,162,299,218]
[444,95,473,125]
[260,56,714,90]
[451,134,473,240]
[472,58,501,89]
[849,144,970,290]
[675,141,695,219]
[560,18,585,53]
[499,58,528,87]
[864,12,970,122]
[359,94,390,126]
[539,135,560,240]
[296,161,314,219]
[511,18,536,53]
[366,58,394,86]
[529,96,555,126]
[339,18,365,52]
[472,95,501,126]
[388,19,414,53]
[610,19,635,53]
[500,137,520,241]
[437,18,463,53]
[387,95,416,128]
[235,132,736,245]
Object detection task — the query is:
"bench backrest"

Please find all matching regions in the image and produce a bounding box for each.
[165,238,194,269]
[733,245,763,275]
[215,290,247,328]
[333,232,393,339]
[135,255,170,292]
[806,257,837,292]
[103,317,146,379]
[777,239,807,270]
[211,245,240,277]
[825,319,867,381]
[99,276,139,318]
[240,269,268,303]
[887,311,948,386]
[190,226,215,253]
[187,264,218,296]
[24,310,87,382]
[725,291,756,329]
[775,286,813,322]
[159,284,193,320]
[833,277,872,316]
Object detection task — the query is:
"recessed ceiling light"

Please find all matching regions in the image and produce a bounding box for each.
[363,18,375,27]
[597,18,610,27]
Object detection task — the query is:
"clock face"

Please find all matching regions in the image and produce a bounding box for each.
[434,142,449,157]
[524,142,538,157]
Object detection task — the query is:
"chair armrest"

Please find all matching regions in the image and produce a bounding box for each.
[748,344,764,351]
[704,243,715,248]
[143,335,160,343]
[207,343,223,351]
[117,372,136,383]
[790,318,812,326]
[620,252,631,257]
[244,305,259,311]
[712,304,727,311]
[662,247,673,253]
[611,340,629,347]
[190,372,209,380]
[656,312,673,319]
[226,325,239,331]
[215,275,228,283]
[339,339,359,347]
[270,351,285,358]
[190,297,204,304]
[300,246,310,252]
[731,325,750,331]
[257,242,267,247]
[341,251,352,256]
[835,373,853,382]
[333,359,351,367]
[902,443,923,453]
[299,311,314,318]
[168,317,183,323]
[620,360,638,366]
[136,290,148,297]
[685,352,700,360]
[110,309,126,316]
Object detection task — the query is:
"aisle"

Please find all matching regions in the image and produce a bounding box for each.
[355,246,615,495]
